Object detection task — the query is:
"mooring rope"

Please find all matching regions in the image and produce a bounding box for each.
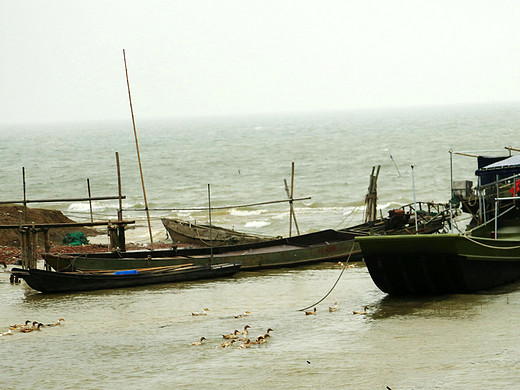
[297,242,356,311]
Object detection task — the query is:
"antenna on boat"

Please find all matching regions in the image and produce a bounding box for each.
[122,49,154,250]
[411,165,418,233]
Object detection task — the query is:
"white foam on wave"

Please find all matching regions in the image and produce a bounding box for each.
[244,220,271,228]
[229,208,266,217]
[67,201,106,212]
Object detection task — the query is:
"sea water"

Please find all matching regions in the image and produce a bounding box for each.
[1,102,520,389]
[2,103,518,242]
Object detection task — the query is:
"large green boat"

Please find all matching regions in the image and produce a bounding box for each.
[357,151,520,295]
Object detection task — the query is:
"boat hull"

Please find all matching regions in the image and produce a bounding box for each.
[357,234,520,295]
[44,230,362,272]
[11,263,241,293]
[161,218,274,246]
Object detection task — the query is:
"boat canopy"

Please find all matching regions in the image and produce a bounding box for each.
[475,155,520,185]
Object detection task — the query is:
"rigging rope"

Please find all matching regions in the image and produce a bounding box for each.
[462,235,520,250]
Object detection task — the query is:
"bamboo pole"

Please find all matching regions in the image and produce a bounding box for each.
[123,49,154,250]
[207,184,213,262]
[22,167,27,223]
[284,162,300,236]
[125,196,312,212]
[0,195,125,205]
[87,178,94,222]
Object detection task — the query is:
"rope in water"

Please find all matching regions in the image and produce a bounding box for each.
[297,242,356,311]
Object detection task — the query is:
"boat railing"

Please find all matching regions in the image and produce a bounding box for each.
[471,172,520,225]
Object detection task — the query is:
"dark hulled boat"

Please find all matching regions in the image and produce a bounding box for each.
[357,151,520,295]
[11,262,241,293]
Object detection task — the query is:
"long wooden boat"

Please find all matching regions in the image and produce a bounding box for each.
[161,217,277,247]
[10,263,241,293]
[356,151,520,295]
[44,229,362,272]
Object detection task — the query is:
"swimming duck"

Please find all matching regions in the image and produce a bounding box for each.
[0,330,13,336]
[353,306,369,315]
[190,337,206,346]
[9,320,31,330]
[218,339,236,348]
[238,339,251,349]
[20,323,43,333]
[191,308,210,316]
[46,318,65,327]
[329,302,338,312]
[255,328,273,340]
[222,330,240,339]
[251,335,269,345]
[237,325,250,335]
[234,311,252,318]
[305,307,317,315]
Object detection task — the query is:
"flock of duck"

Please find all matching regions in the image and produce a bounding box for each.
[1,318,65,336]
[190,324,274,349]
[304,302,369,315]
[188,303,368,348]
[189,309,273,349]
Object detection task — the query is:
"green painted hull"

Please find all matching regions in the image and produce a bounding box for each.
[356,234,520,295]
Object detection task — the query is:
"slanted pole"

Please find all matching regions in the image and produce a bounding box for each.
[87,178,94,222]
[284,162,300,237]
[123,49,154,249]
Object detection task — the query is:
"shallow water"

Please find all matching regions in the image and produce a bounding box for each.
[2,263,520,389]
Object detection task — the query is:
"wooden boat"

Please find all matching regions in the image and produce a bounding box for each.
[44,229,363,272]
[10,263,241,293]
[357,151,520,295]
[161,217,277,247]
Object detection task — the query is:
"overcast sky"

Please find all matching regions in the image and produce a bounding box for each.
[2,1,520,125]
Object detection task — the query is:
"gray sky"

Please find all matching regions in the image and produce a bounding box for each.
[2,0,520,125]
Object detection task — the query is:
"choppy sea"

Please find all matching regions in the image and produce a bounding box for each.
[2,102,520,389]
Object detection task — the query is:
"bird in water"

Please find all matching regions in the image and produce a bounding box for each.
[254,328,273,342]
[329,301,339,312]
[9,320,31,331]
[353,306,369,315]
[234,311,252,318]
[237,325,250,335]
[191,308,210,316]
[20,323,44,333]
[222,330,240,339]
[251,335,268,345]
[305,307,317,315]
[238,339,251,349]
[190,337,206,346]
[218,340,236,348]
[46,318,65,327]
[0,330,13,337]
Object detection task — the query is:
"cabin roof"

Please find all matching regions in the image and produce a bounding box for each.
[475,154,520,184]
[480,154,520,171]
